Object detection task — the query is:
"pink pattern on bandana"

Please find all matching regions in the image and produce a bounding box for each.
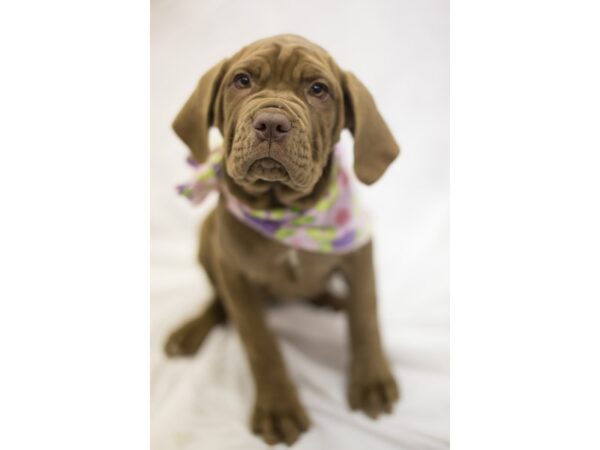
[177,145,371,254]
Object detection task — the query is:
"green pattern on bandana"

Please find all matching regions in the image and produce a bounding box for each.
[177,145,372,254]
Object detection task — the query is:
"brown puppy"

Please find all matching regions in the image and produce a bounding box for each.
[165,34,400,446]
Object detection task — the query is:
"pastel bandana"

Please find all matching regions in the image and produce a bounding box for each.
[177,145,371,254]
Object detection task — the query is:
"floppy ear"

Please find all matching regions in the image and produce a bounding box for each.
[172,59,228,163]
[343,72,400,184]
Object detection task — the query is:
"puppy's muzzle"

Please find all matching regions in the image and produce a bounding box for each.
[252,110,292,143]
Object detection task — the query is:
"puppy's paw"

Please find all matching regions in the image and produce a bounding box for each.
[164,316,214,357]
[251,388,310,446]
[164,301,227,357]
[348,360,400,419]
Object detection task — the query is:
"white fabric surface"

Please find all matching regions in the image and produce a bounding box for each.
[151,1,448,449]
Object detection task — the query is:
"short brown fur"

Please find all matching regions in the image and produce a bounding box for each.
[166,35,400,446]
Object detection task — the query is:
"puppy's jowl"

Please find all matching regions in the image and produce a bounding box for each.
[166,34,400,446]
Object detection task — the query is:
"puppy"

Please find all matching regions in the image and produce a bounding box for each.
[165,34,400,446]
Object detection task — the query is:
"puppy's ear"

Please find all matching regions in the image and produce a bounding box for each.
[172,59,228,162]
[343,72,400,184]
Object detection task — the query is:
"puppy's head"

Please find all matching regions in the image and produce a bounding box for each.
[173,35,399,206]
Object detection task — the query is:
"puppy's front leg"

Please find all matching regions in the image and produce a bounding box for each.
[342,242,400,418]
[214,260,310,446]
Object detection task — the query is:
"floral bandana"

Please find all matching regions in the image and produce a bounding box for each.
[177,145,371,254]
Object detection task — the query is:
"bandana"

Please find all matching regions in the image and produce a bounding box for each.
[176,145,371,254]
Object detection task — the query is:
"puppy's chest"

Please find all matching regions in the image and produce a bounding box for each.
[219,206,340,297]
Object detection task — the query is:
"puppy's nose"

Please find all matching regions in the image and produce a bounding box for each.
[253,111,292,141]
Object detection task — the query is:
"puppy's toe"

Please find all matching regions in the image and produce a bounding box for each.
[383,377,400,404]
[278,416,301,445]
[164,323,204,357]
[348,372,400,419]
[364,389,383,418]
[257,415,279,445]
[164,332,186,357]
[252,401,310,446]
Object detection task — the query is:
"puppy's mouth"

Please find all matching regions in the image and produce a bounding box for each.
[227,101,315,191]
[247,157,290,182]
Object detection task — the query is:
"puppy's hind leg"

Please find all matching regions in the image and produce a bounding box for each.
[164,296,227,357]
[309,292,346,311]
[165,209,226,357]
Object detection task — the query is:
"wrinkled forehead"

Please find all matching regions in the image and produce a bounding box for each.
[229,38,340,87]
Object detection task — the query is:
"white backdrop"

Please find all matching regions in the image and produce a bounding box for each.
[151,0,448,448]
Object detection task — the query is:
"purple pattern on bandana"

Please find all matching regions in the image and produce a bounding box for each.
[186,156,199,168]
[214,163,223,177]
[177,145,371,254]
[242,212,283,234]
[333,229,355,249]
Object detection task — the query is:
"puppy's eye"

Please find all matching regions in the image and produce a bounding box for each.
[309,82,328,98]
[234,73,252,89]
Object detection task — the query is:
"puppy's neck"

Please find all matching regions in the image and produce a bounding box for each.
[224,154,334,210]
